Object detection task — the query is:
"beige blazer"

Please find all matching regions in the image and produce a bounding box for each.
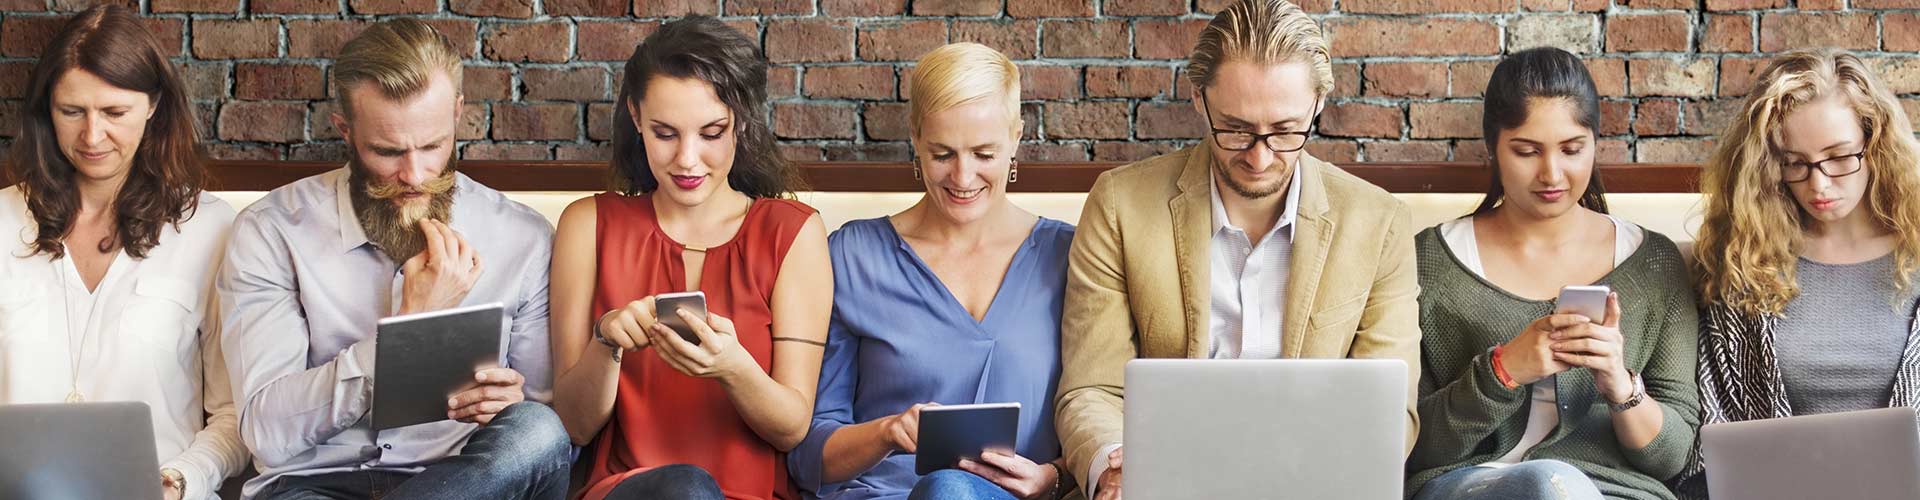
[1052,144,1423,486]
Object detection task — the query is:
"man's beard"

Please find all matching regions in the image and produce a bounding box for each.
[1213,156,1291,199]
[349,161,458,263]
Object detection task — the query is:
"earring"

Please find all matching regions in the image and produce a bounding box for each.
[911,158,922,180]
[1009,159,1019,184]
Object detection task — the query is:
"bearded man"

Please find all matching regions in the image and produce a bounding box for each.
[216,18,567,500]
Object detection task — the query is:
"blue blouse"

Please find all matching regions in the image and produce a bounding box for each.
[789,216,1076,500]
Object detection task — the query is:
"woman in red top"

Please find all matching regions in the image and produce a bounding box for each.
[547,16,833,500]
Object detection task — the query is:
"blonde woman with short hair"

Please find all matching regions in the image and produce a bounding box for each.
[1678,48,1920,497]
[783,42,1080,500]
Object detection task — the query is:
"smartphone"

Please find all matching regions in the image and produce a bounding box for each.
[655,291,707,346]
[1555,285,1610,323]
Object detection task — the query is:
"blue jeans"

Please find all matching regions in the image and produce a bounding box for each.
[602,464,725,500]
[907,470,1016,500]
[1415,460,1605,500]
[261,402,572,500]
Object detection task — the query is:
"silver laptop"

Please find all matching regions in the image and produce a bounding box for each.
[0,401,161,500]
[1703,407,1920,500]
[1123,359,1408,499]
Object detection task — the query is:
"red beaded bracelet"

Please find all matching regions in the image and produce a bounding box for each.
[1490,345,1520,390]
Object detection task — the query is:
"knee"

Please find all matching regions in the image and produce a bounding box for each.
[909,470,984,500]
[651,464,723,498]
[484,402,571,468]
[1502,460,1598,496]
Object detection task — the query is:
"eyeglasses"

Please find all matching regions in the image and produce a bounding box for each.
[1199,89,1318,153]
[1781,151,1865,183]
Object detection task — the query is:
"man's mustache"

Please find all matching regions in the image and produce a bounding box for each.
[365,171,456,200]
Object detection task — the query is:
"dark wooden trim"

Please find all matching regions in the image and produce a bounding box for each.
[205,160,1703,193]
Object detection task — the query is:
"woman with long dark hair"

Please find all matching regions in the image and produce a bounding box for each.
[0,5,243,500]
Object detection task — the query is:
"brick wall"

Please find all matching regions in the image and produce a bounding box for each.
[3,0,1919,165]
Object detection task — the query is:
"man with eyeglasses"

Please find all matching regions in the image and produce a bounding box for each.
[1052,1,1421,498]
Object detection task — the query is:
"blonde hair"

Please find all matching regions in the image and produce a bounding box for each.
[332,18,463,118]
[1694,48,1920,315]
[1186,0,1332,97]
[907,42,1021,138]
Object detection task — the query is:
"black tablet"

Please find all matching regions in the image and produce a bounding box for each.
[372,302,505,430]
[915,402,1021,475]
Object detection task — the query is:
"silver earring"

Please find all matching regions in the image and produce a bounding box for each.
[911,158,922,180]
[1008,159,1019,184]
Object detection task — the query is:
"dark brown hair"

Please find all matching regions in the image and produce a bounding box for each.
[5,4,205,259]
[609,15,801,198]
[1473,46,1609,215]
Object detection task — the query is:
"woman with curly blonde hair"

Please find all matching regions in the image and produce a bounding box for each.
[1679,48,1920,496]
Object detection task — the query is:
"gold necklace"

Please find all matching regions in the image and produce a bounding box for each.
[55,251,103,403]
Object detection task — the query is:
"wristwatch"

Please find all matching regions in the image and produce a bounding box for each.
[160,468,186,493]
[1607,370,1646,413]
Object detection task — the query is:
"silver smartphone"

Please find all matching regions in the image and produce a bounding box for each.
[655,291,707,346]
[1555,285,1610,323]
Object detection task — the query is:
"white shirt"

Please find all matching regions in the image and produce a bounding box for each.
[1087,163,1304,496]
[0,187,246,500]
[1438,214,1642,466]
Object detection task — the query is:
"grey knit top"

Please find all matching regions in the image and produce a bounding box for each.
[1776,254,1920,415]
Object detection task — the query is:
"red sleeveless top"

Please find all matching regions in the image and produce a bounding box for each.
[581,193,814,500]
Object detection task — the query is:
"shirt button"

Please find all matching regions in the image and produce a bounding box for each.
[383,444,394,450]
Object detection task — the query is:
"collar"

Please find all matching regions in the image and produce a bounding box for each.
[1208,156,1302,241]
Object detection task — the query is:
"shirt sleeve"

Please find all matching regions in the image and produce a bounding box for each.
[506,228,555,404]
[789,308,859,494]
[162,293,250,500]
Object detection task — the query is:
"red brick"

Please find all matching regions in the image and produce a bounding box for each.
[1342,0,1506,14]
[492,103,578,141]
[1628,58,1716,97]
[191,19,279,60]
[1043,102,1127,140]
[804,65,896,100]
[462,66,512,101]
[1,17,65,58]
[778,144,824,162]
[1135,101,1203,139]
[858,20,948,62]
[1598,100,1631,136]
[774,102,856,139]
[1636,137,1716,163]
[724,0,807,15]
[140,18,185,57]
[205,143,283,161]
[1633,99,1681,136]
[1009,0,1089,17]
[351,0,433,13]
[912,0,1000,15]
[526,67,610,102]
[1015,142,1088,162]
[1320,102,1403,139]
[547,0,624,16]
[450,0,531,18]
[952,20,1037,60]
[250,0,332,13]
[587,102,616,141]
[0,0,47,10]
[1618,0,1693,7]
[1887,14,1920,53]
[1094,141,1184,162]
[578,21,658,62]
[218,101,305,143]
[1453,140,1489,163]
[1103,0,1184,16]
[1509,14,1597,54]
[1586,58,1627,97]
[1703,14,1753,53]
[826,143,914,162]
[1019,64,1081,101]
[1331,62,1359,98]
[637,0,717,16]
[1595,139,1629,163]
[0,62,33,98]
[1854,0,1920,7]
[1870,58,1920,94]
[1041,19,1128,58]
[1450,60,1496,97]
[462,143,550,160]
[1327,18,1500,57]
[825,0,904,15]
[152,0,235,12]
[457,103,486,141]
[236,63,325,100]
[1706,0,1783,9]
[1718,57,1772,96]
[1134,18,1206,60]
[310,101,342,140]
[1363,62,1447,99]
[1087,66,1171,99]
[768,66,798,99]
[285,143,345,161]
[1605,13,1690,53]
[1522,0,1568,10]
[556,143,610,162]
[420,19,480,58]
[1304,140,1358,162]
[287,20,368,59]
[1572,0,1605,11]
[766,19,854,64]
[1799,0,1843,9]
[1364,141,1449,162]
[862,102,909,141]
[1683,99,1744,136]
[1760,13,1876,52]
[1410,102,1482,140]
[191,102,217,140]
[483,22,569,63]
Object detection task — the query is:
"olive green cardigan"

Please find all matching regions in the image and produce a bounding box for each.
[1406,225,1701,500]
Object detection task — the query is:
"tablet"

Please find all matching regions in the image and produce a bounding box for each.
[372,302,506,431]
[915,402,1020,475]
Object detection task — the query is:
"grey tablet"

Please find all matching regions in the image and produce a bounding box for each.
[0,402,161,500]
[915,402,1021,475]
[373,302,506,431]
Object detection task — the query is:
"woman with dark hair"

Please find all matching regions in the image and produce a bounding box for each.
[0,5,243,500]
[1405,47,1699,500]
[547,15,832,500]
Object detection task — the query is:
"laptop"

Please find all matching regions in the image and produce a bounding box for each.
[0,401,161,500]
[1123,359,1408,499]
[373,302,506,430]
[1703,406,1920,500]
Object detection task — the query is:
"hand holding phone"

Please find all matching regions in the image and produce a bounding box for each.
[654,291,708,346]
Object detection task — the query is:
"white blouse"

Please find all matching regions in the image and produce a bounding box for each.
[0,186,246,500]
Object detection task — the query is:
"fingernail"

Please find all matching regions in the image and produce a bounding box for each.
[448,398,458,407]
